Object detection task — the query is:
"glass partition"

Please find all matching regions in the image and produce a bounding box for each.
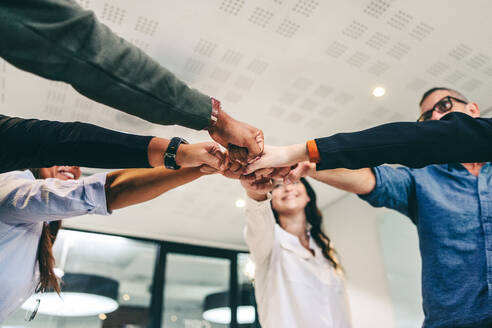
[2,230,158,328]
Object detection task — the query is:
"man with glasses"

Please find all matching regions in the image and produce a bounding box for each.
[243,87,492,327]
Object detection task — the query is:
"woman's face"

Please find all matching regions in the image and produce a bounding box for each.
[271,180,310,215]
[38,166,81,180]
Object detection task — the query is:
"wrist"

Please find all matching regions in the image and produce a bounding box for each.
[206,97,222,131]
[286,143,309,165]
[148,137,170,167]
[174,143,189,167]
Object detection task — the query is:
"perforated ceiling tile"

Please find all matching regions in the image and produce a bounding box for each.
[448,43,473,61]
[247,59,269,75]
[367,60,391,76]
[372,106,388,117]
[466,53,490,70]
[292,0,319,18]
[184,58,205,75]
[462,78,483,92]
[279,92,300,104]
[276,19,300,38]
[333,92,354,105]
[306,118,323,129]
[484,66,492,77]
[222,49,244,65]
[224,91,243,103]
[299,99,318,111]
[426,61,449,76]
[101,3,126,25]
[406,78,427,91]
[320,105,338,116]
[273,0,283,4]
[313,85,333,98]
[364,0,391,19]
[249,7,274,28]
[366,32,390,50]
[210,67,232,83]
[444,70,466,84]
[409,22,434,41]
[386,42,411,60]
[130,38,150,52]
[293,77,314,90]
[194,39,218,57]
[74,97,95,111]
[269,105,286,117]
[346,51,370,68]
[285,112,303,123]
[134,16,158,36]
[342,21,368,40]
[387,10,413,30]
[325,41,349,59]
[219,0,245,16]
[75,0,90,9]
[234,75,255,90]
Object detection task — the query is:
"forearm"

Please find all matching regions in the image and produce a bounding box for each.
[310,166,376,195]
[0,115,157,172]
[0,0,211,129]
[105,167,204,211]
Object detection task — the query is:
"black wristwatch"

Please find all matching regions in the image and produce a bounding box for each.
[164,137,189,170]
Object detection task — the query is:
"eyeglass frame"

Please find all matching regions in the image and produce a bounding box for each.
[24,298,41,322]
[417,96,468,122]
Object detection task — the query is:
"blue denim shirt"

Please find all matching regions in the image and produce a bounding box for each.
[360,164,492,328]
[0,170,110,323]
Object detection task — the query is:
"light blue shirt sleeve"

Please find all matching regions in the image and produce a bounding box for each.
[358,165,417,223]
[0,170,110,224]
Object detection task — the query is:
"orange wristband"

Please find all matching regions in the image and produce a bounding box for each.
[306,140,320,163]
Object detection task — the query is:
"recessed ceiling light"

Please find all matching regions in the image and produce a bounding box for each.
[122,294,130,301]
[372,86,386,97]
[99,313,107,320]
[235,199,246,208]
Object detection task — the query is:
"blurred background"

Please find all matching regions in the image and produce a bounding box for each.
[2,0,492,327]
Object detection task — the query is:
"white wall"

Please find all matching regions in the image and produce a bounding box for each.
[321,193,396,328]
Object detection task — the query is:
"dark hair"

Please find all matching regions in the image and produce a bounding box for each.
[271,178,343,273]
[419,87,469,106]
[29,168,62,293]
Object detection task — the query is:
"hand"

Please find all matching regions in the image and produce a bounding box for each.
[175,142,225,170]
[243,144,308,175]
[208,110,264,163]
[284,161,316,184]
[239,174,273,201]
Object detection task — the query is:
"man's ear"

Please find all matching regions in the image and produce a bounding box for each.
[466,102,480,118]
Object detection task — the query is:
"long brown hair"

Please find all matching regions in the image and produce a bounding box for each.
[30,168,62,293]
[272,178,343,274]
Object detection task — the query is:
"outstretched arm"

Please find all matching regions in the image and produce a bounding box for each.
[0,115,224,173]
[105,167,205,211]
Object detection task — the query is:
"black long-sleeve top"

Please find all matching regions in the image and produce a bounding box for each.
[314,112,492,170]
[0,115,153,173]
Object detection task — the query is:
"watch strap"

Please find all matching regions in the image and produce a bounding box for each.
[164,137,188,170]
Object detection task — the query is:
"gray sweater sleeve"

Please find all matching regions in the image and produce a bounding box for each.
[0,0,212,130]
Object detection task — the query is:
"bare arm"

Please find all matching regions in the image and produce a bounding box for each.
[105,167,204,211]
[288,162,376,195]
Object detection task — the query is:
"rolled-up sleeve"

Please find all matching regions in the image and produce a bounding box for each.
[243,196,276,265]
[0,171,110,224]
[0,0,212,130]
[358,165,417,222]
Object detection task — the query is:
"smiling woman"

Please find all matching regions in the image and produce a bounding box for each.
[240,177,351,328]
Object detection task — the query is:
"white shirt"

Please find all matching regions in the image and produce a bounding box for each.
[244,197,351,328]
[0,170,110,323]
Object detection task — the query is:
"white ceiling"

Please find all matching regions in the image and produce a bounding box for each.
[1,0,492,248]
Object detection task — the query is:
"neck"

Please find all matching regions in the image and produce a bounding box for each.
[461,162,486,177]
[279,211,309,242]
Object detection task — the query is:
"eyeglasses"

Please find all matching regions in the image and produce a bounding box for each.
[24,298,40,322]
[417,96,468,122]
